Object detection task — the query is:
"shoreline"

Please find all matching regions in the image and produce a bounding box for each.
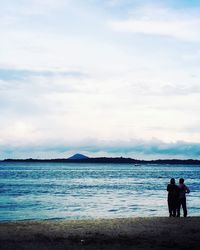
[1,217,200,249]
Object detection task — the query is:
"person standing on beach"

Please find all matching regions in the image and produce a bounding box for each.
[177,178,190,217]
[167,178,179,217]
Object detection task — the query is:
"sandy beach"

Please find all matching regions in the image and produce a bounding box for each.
[0,217,200,250]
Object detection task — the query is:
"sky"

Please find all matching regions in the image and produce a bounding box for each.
[0,0,200,159]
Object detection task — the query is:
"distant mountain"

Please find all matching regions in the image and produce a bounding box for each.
[68,153,89,160]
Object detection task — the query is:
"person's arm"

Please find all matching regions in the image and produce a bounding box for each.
[185,185,190,194]
[167,184,170,191]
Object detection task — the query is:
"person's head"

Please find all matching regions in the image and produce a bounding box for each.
[179,178,184,184]
[170,178,175,185]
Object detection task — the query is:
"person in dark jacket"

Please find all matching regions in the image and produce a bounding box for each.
[177,178,190,217]
[167,178,179,217]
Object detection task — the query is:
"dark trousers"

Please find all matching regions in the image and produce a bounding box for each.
[168,199,177,217]
[177,198,187,217]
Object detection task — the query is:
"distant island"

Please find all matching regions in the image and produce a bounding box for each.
[1,153,200,165]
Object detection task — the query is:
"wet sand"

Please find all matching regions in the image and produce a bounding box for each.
[0,217,200,250]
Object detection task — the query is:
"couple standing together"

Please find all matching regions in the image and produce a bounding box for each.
[167,178,190,217]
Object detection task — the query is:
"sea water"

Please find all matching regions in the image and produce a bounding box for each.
[0,162,199,221]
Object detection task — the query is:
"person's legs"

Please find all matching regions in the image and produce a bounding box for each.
[182,198,187,217]
[172,206,176,217]
[171,200,177,217]
[168,200,172,216]
[177,200,181,217]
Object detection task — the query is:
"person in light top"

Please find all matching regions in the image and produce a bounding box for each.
[177,178,190,217]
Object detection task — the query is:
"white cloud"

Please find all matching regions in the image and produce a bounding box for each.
[1,64,200,149]
[109,6,200,42]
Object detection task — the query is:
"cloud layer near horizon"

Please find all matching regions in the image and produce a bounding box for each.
[0,0,200,159]
[1,139,200,160]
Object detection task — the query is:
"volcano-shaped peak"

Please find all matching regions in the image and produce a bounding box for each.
[68,153,89,160]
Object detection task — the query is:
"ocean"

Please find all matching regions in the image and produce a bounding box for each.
[0,162,199,221]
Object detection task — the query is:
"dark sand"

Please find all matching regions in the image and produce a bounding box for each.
[0,217,200,250]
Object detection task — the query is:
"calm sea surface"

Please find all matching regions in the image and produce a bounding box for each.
[0,162,199,221]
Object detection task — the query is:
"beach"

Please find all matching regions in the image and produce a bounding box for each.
[0,217,200,250]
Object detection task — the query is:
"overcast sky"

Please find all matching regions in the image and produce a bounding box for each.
[0,0,200,159]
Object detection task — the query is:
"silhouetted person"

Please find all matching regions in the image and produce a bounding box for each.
[177,178,190,217]
[167,178,179,217]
